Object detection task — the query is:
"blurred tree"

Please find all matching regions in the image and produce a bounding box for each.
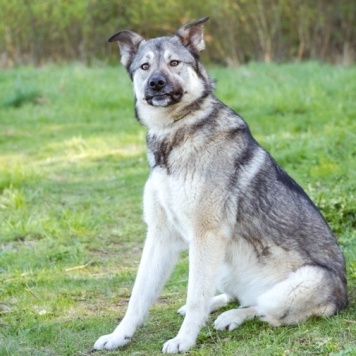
[0,0,354,67]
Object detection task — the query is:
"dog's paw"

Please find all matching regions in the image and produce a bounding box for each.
[162,336,195,354]
[93,332,132,350]
[176,304,186,316]
[214,310,243,331]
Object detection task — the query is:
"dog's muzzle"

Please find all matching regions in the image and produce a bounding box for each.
[145,74,183,107]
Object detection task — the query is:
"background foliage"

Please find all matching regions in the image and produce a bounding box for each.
[0,0,355,67]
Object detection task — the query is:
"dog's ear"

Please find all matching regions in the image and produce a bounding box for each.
[108,30,145,69]
[176,17,209,55]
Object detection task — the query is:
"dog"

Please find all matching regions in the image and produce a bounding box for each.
[94,17,348,354]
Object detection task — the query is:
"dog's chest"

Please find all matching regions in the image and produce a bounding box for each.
[149,167,203,238]
[145,126,231,239]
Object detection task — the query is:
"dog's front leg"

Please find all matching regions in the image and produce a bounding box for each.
[163,231,227,354]
[94,221,182,351]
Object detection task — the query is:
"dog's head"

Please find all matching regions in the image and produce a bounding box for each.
[109,17,212,111]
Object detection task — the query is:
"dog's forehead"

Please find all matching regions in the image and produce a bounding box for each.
[136,36,194,62]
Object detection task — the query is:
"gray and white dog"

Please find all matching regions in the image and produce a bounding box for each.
[94,17,348,353]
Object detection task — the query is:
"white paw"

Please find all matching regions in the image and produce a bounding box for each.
[93,332,132,350]
[177,304,186,316]
[162,336,195,354]
[214,310,243,331]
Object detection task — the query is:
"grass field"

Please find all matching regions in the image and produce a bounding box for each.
[0,62,355,355]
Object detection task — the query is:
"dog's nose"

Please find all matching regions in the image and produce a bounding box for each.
[148,74,166,91]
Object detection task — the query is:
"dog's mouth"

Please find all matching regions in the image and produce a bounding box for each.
[145,91,183,107]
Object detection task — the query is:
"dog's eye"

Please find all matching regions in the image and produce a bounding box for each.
[141,63,150,70]
[170,60,180,67]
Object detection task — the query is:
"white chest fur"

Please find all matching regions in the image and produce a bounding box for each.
[144,167,202,241]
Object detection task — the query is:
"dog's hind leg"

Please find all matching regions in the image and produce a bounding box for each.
[210,293,234,312]
[177,293,233,316]
[214,265,343,332]
[256,265,340,326]
[214,306,259,331]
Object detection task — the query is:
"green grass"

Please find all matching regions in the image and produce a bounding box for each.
[0,62,355,355]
